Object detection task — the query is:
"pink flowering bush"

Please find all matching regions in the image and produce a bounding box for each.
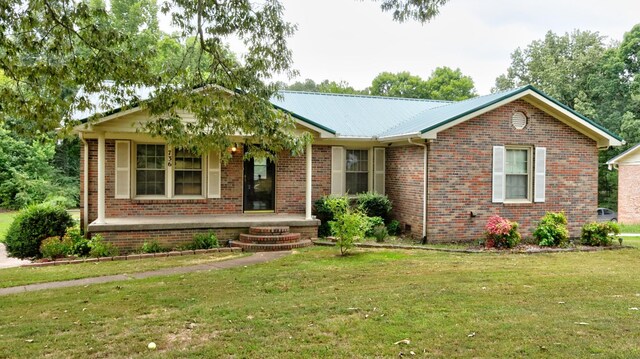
[485,215,521,248]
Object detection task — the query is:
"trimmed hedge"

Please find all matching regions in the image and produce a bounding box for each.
[5,203,75,259]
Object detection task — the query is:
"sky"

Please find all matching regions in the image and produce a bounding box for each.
[234,0,640,94]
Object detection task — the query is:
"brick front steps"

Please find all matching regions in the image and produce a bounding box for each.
[230,226,312,252]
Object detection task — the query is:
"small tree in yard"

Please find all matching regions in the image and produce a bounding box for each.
[326,196,369,256]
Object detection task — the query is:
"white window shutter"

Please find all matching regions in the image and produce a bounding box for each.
[373,147,386,195]
[114,141,130,199]
[331,146,345,195]
[534,147,546,203]
[207,151,221,198]
[492,146,505,203]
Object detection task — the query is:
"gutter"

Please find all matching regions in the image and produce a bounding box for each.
[78,132,89,234]
[407,138,429,243]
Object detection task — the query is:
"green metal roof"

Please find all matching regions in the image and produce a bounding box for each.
[275,85,622,143]
[270,91,449,137]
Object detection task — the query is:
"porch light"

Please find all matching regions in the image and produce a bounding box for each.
[231,144,237,153]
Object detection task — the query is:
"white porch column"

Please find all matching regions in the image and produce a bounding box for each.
[96,132,106,224]
[305,142,313,220]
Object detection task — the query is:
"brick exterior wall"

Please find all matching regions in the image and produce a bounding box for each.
[91,225,318,253]
[426,100,598,242]
[79,99,599,245]
[311,145,332,202]
[80,142,334,224]
[385,145,424,238]
[618,165,640,224]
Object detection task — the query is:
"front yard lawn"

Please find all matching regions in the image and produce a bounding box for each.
[1,247,639,358]
[620,223,640,233]
[0,211,16,242]
[0,252,245,288]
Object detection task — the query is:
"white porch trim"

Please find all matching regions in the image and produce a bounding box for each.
[96,132,106,224]
[305,142,313,220]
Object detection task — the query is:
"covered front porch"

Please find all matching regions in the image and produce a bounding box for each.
[87,213,320,252]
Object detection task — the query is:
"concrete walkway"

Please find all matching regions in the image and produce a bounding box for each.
[0,243,30,269]
[0,251,289,297]
[619,233,640,237]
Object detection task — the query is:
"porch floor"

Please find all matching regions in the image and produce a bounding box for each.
[88,214,320,232]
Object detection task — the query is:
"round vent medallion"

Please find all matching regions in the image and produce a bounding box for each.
[511,111,527,130]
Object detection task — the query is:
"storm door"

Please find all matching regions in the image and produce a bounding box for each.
[243,158,276,211]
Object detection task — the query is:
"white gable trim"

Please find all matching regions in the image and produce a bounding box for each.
[420,89,623,148]
[607,143,640,167]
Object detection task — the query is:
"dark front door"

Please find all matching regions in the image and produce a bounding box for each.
[243,157,276,211]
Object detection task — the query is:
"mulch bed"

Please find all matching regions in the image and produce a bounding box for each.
[313,239,633,254]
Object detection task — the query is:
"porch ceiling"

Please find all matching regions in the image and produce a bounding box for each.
[88,214,320,232]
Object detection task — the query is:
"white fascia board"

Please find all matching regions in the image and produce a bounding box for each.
[607,143,640,165]
[419,89,622,148]
[72,106,145,133]
[377,132,421,142]
[521,90,623,147]
[294,118,335,138]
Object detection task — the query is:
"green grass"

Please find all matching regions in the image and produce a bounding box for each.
[0,252,245,288]
[0,211,16,243]
[622,237,640,248]
[620,223,640,233]
[1,246,640,358]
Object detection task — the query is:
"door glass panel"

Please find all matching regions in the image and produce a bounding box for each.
[244,158,275,211]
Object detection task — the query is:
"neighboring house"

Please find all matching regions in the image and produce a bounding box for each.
[75,85,622,250]
[607,144,640,224]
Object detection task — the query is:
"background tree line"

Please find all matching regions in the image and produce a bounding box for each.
[494,26,640,209]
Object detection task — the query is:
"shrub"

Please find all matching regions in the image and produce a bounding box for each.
[190,232,220,250]
[386,219,401,236]
[88,234,119,258]
[356,192,392,220]
[581,222,620,246]
[533,211,569,247]
[5,203,75,259]
[330,210,369,256]
[365,216,385,237]
[43,195,76,209]
[39,236,72,259]
[314,195,350,237]
[141,240,168,253]
[484,215,521,248]
[63,225,90,257]
[371,225,388,243]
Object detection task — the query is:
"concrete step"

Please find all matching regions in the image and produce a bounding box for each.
[229,239,312,252]
[249,226,290,235]
[238,232,301,244]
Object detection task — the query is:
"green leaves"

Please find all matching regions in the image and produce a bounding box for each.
[373,0,450,23]
[369,68,476,100]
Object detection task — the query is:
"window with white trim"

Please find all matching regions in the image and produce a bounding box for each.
[505,148,531,200]
[135,144,166,196]
[174,149,203,195]
[345,149,368,194]
[492,145,545,204]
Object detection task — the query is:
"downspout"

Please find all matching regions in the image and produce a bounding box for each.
[79,132,89,234]
[408,138,428,243]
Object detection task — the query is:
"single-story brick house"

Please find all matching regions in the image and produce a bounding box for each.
[607,143,640,223]
[75,85,622,250]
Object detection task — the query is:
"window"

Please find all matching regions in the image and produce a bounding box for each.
[136,144,166,196]
[505,148,530,200]
[174,149,202,195]
[345,149,368,194]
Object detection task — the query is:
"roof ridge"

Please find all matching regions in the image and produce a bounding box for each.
[376,85,531,137]
[277,90,452,104]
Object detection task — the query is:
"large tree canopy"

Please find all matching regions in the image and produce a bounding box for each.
[494,25,640,209]
[369,67,476,100]
[0,0,451,160]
